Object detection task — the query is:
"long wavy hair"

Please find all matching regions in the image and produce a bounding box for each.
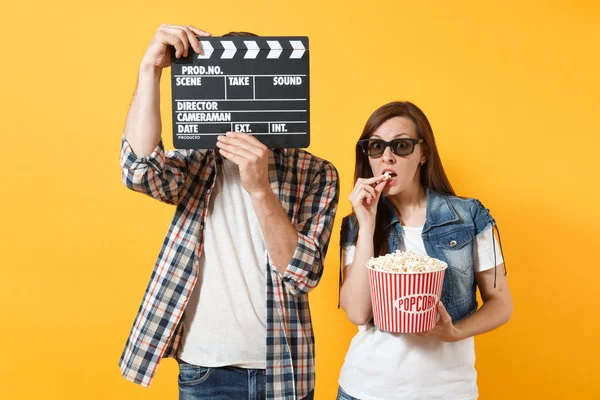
[348,101,456,256]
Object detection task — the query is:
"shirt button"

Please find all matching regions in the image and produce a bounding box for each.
[449,240,457,247]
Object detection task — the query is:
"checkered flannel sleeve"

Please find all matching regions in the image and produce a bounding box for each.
[280,161,339,296]
[120,136,188,205]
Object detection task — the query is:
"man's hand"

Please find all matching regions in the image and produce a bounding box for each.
[216,132,272,198]
[140,24,211,73]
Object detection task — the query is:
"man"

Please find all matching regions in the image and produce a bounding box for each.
[118,23,339,400]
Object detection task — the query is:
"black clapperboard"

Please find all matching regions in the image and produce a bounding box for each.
[170,36,309,149]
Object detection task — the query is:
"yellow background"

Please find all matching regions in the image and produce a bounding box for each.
[1,0,599,398]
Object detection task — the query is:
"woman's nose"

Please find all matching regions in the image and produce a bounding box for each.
[382,146,396,163]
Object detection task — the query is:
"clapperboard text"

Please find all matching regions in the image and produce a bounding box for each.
[171,37,310,149]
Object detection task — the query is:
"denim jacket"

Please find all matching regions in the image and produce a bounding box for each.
[340,189,505,323]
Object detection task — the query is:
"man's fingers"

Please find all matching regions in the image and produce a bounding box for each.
[188,25,211,37]
[219,133,266,158]
[161,26,191,57]
[181,26,201,54]
[226,132,267,151]
[157,25,192,56]
[218,149,244,165]
[216,140,256,161]
[157,31,184,58]
[218,137,261,157]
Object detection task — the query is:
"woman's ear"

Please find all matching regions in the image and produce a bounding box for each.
[420,146,429,165]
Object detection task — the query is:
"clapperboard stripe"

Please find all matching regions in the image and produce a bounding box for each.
[221,41,236,59]
[197,41,214,59]
[197,39,306,59]
[289,41,306,59]
[267,41,282,59]
[172,36,309,149]
[244,41,260,59]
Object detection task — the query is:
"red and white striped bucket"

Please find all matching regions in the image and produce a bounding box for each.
[367,266,447,333]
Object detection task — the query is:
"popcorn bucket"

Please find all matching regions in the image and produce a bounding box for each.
[367,265,447,333]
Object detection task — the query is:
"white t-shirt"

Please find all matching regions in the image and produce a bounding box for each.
[339,225,503,400]
[178,159,266,369]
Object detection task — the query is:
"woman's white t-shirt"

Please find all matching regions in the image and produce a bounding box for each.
[339,225,503,400]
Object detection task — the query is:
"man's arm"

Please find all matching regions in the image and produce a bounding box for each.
[125,24,210,154]
[123,65,162,158]
[249,189,299,274]
[216,132,340,295]
[120,24,210,204]
[277,162,339,295]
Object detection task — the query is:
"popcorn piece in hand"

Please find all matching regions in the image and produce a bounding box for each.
[383,172,393,181]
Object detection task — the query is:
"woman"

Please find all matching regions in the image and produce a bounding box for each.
[338,101,512,400]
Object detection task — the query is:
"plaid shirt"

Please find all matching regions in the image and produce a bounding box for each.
[118,137,339,399]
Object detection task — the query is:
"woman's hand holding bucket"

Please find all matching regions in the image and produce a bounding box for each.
[415,302,462,342]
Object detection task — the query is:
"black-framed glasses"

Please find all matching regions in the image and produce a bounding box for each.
[358,138,424,157]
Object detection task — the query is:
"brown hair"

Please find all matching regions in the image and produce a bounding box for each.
[351,101,456,255]
[222,31,258,37]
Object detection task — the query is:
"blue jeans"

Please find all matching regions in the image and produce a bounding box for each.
[178,361,314,400]
[337,386,360,400]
